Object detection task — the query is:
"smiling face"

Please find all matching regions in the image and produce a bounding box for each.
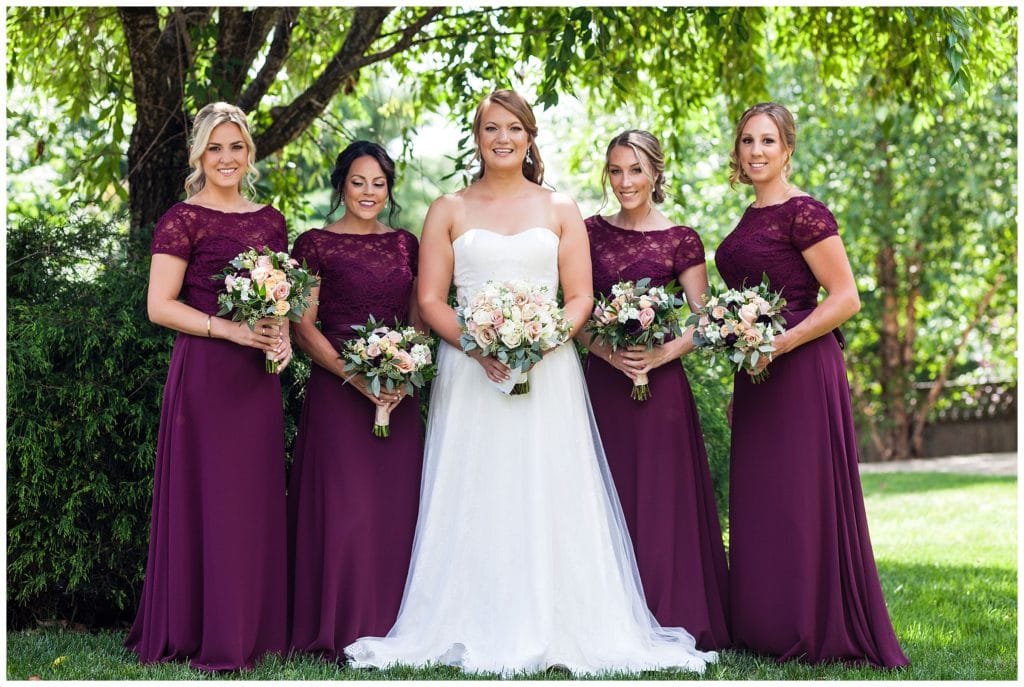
[475,102,530,173]
[341,155,388,220]
[606,144,654,211]
[737,113,791,185]
[200,122,250,191]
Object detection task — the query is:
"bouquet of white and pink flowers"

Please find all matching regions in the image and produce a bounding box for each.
[685,276,787,383]
[457,280,572,395]
[584,278,685,401]
[341,316,436,438]
[214,247,318,373]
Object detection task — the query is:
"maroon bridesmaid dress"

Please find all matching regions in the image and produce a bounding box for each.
[715,195,908,667]
[287,228,423,660]
[583,215,731,651]
[125,202,289,671]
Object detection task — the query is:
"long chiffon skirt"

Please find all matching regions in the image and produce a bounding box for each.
[125,333,288,671]
[728,312,908,668]
[585,355,731,651]
[288,363,422,659]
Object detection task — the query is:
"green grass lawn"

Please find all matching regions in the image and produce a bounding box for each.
[6,472,1017,680]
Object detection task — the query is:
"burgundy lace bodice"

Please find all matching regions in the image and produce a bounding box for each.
[291,228,419,343]
[150,202,287,315]
[585,215,705,297]
[714,196,839,311]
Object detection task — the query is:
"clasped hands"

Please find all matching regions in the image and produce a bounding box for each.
[234,317,293,373]
[606,344,676,381]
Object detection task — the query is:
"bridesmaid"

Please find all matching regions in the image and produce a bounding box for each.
[716,102,908,667]
[125,102,291,671]
[580,130,731,651]
[288,140,424,660]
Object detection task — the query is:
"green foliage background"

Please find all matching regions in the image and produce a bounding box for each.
[5,5,1017,628]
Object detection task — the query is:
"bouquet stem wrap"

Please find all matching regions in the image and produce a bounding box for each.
[632,372,651,401]
[265,316,283,374]
[373,405,391,438]
[511,370,530,395]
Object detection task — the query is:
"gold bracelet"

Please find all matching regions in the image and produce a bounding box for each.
[206,315,212,338]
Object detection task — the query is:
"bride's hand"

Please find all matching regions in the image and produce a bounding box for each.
[468,349,511,384]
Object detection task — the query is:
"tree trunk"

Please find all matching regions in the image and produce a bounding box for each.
[876,245,912,460]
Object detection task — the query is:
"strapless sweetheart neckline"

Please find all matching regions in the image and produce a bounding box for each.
[453,226,558,245]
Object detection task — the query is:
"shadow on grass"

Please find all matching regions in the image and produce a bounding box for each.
[860,471,1016,497]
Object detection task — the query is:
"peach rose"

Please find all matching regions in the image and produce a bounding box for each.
[272,281,291,301]
[393,350,415,373]
[273,300,290,317]
[474,326,497,349]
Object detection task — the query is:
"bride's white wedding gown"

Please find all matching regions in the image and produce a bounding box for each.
[345,227,717,676]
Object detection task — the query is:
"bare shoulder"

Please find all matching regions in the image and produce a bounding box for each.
[548,189,583,226]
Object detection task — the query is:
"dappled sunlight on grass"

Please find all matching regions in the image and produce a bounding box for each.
[7,472,1016,680]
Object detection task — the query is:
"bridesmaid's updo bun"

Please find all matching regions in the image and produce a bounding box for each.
[601,129,667,205]
[471,89,544,186]
[729,102,797,187]
[185,102,259,198]
[328,140,402,225]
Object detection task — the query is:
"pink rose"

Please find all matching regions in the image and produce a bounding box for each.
[367,342,382,358]
[272,281,291,301]
[489,310,505,327]
[711,305,727,320]
[524,320,543,342]
[387,330,403,343]
[513,291,530,307]
[467,319,478,332]
[393,350,415,374]
[739,303,758,325]
[225,274,236,291]
[256,255,273,270]
[638,307,656,330]
[250,266,270,285]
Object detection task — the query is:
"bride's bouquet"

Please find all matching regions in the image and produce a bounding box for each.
[685,276,786,383]
[584,278,685,401]
[457,280,571,395]
[214,247,317,373]
[340,316,436,437]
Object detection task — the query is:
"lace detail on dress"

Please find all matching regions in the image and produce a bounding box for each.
[585,216,705,297]
[150,202,287,315]
[291,228,418,344]
[714,195,838,311]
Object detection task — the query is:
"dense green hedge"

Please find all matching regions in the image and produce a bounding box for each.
[6,213,732,628]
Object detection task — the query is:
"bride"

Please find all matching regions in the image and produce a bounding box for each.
[344,89,717,676]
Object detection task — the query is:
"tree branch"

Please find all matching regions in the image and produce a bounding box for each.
[253,6,393,158]
[237,8,297,113]
[356,7,445,66]
[212,7,280,102]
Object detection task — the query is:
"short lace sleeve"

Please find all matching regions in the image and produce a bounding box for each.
[291,230,321,276]
[672,227,706,275]
[150,204,192,259]
[791,197,839,250]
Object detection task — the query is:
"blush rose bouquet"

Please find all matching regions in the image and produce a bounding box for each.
[457,279,572,395]
[340,315,436,438]
[214,247,317,373]
[584,277,685,401]
[685,275,786,383]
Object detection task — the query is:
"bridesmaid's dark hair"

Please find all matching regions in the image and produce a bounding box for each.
[470,89,544,185]
[600,129,667,208]
[328,140,401,225]
[729,102,796,187]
